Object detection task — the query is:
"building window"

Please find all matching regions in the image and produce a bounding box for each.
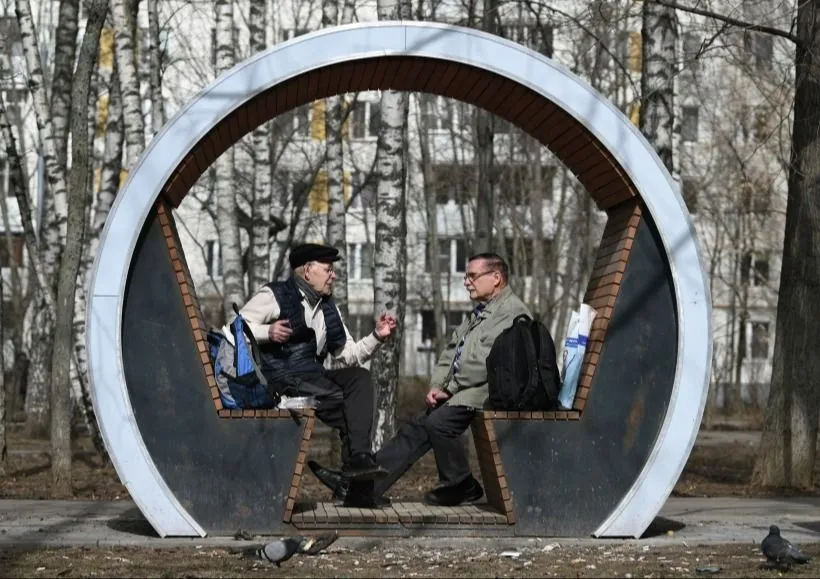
[348,314,375,338]
[0,233,24,268]
[426,239,467,275]
[741,251,769,287]
[433,163,475,204]
[0,16,22,62]
[681,178,699,214]
[347,242,374,280]
[681,106,699,142]
[750,321,770,359]
[275,106,311,139]
[744,32,773,73]
[205,240,222,277]
[682,32,701,70]
[349,100,380,140]
[421,309,470,341]
[739,180,771,214]
[425,96,455,132]
[503,238,552,277]
[496,165,554,206]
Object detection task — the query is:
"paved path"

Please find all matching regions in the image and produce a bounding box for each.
[1,497,819,549]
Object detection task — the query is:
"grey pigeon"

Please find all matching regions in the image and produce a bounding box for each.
[761,525,810,570]
[257,537,304,566]
[249,533,339,566]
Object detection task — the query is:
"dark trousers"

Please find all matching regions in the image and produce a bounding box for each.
[290,367,374,467]
[373,405,475,496]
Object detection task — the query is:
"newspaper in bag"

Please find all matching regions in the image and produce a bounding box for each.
[558,304,596,409]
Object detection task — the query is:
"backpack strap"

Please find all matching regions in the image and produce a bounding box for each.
[231,303,270,388]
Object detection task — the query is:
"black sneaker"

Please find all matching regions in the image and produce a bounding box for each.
[342,452,388,480]
[423,475,484,506]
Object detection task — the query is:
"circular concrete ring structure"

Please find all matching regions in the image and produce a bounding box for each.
[87,22,712,538]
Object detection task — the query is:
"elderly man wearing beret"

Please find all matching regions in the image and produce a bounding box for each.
[234,242,397,499]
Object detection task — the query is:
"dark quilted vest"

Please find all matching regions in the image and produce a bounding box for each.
[259,277,346,385]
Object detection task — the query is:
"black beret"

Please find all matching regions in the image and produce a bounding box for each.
[289,243,341,269]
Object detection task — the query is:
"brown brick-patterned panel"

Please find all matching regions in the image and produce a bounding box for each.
[470,415,515,524]
[283,411,317,522]
[156,56,636,214]
[574,199,643,412]
[290,501,507,527]
[155,200,223,411]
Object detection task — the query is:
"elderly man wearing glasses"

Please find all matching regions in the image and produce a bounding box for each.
[309,252,530,508]
[233,242,397,493]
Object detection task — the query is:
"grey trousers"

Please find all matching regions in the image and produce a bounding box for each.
[373,404,476,496]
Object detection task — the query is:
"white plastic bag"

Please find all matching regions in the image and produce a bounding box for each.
[558,304,597,410]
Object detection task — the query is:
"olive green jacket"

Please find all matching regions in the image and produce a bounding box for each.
[430,286,531,409]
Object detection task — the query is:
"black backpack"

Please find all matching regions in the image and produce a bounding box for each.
[486,314,561,411]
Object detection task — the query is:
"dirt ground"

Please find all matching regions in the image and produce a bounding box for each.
[2,542,818,578]
[2,415,820,577]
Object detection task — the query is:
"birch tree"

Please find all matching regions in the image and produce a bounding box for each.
[372,0,411,447]
[248,0,271,291]
[15,0,70,437]
[639,0,678,174]
[50,0,107,496]
[147,0,165,134]
[214,0,243,312]
[111,0,144,170]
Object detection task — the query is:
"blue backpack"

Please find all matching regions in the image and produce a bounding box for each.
[207,304,280,409]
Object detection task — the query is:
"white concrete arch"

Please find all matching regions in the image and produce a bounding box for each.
[87,21,711,538]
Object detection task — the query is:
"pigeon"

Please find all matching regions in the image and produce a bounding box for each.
[256,537,304,566]
[244,533,339,566]
[761,525,811,570]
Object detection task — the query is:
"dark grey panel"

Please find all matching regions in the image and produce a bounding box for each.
[122,209,301,535]
[493,209,679,536]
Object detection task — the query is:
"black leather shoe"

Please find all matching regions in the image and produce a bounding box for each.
[424,475,484,506]
[342,452,388,480]
[307,460,350,503]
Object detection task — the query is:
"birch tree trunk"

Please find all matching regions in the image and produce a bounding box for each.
[248,0,272,291]
[323,0,349,319]
[15,0,71,437]
[111,0,145,170]
[639,0,677,174]
[474,0,498,254]
[214,0,243,313]
[752,0,820,488]
[147,0,165,134]
[50,0,107,497]
[50,0,79,169]
[372,0,411,448]
[0,221,5,473]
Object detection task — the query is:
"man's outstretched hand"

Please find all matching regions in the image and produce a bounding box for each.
[425,388,451,409]
[374,313,398,340]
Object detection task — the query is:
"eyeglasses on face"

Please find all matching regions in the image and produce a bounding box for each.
[310,262,335,274]
[463,270,496,282]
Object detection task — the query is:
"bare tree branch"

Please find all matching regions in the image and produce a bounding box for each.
[646,0,798,44]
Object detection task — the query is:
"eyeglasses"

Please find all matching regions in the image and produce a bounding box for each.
[310,262,335,275]
[464,270,496,282]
